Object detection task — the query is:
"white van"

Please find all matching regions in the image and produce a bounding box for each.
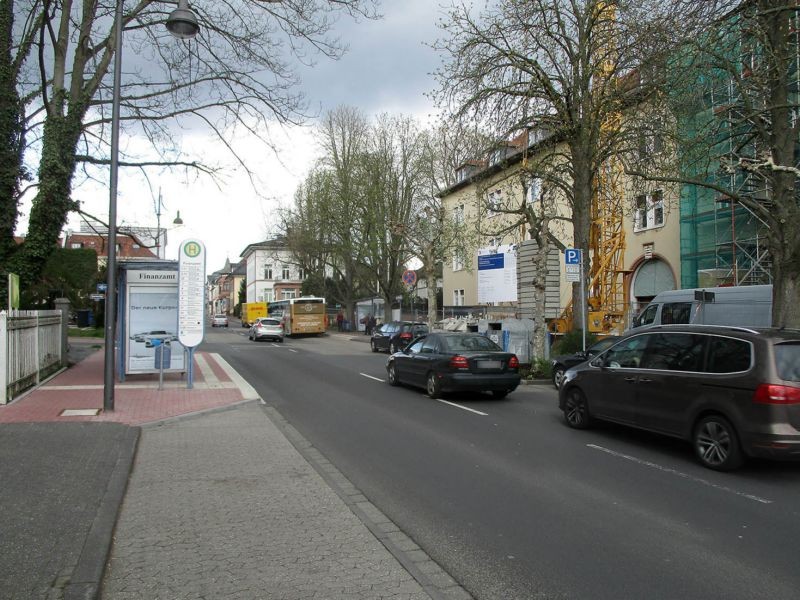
[632,284,773,329]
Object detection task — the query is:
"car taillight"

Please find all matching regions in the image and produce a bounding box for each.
[400,332,412,340]
[508,355,519,369]
[450,355,469,369]
[753,384,800,405]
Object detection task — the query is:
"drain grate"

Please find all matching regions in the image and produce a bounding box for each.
[60,409,101,416]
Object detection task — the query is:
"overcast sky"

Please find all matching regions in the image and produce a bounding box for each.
[63,0,449,274]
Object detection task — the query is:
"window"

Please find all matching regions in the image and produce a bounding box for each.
[420,337,438,354]
[71,242,83,249]
[452,252,464,272]
[132,243,140,249]
[706,337,752,373]
[487,189,502,216]
[264,266,273,280]
[282,267,291,280]
[527,177,542,203]
[298,268,306,280]
[634,190,665,232]
[661,302,692,325]
[281,289,297,300]
[636,303,658,327]
[453,289,465,306]
[264,290,273,302]
[640,333,705,371]
[600,335,649,369]
[453,204,465,224]
[775,343,800,381]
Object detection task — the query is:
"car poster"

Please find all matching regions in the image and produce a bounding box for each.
[125,270,185,373]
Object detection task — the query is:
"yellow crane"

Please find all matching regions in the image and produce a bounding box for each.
[550,0,627,335]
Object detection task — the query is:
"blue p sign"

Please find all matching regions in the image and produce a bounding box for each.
[565,248,582,264]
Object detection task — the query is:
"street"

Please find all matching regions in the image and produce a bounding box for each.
[204,327,800,600]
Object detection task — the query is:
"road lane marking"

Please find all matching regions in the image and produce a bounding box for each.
[211,353,260,401]
[360,373,384,382]
[289,348,298,353]
[359,373,488,416]
[586,444,772,504]
[436,399,488,416]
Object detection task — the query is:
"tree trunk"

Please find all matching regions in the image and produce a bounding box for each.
[530,236,550,361]
[10,106,84,287]
[0,0,23,268]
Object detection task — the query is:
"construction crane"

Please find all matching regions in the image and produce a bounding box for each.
[549,0,627,335]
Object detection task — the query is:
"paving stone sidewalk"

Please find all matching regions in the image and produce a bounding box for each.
[100,402,460,600]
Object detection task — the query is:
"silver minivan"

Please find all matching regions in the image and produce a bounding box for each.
[632,284,772,329]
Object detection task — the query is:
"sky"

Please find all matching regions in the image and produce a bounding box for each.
[60,0,450,273]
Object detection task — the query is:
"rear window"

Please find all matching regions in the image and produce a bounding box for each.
[775,342,800,382]
[706,336,752,373]
[261,319,280,326]
[443,336,501,352]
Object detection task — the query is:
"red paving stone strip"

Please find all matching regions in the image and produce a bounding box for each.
[0,350,250,425]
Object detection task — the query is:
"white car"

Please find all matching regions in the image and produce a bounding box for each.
[211,314,229,327]
[248,317,284,342]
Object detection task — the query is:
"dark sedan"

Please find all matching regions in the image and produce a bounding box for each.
[386,332,520,399]
[550,336,619,389]
[371,321,429,353]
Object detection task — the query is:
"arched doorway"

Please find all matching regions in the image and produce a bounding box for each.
[630,257,676,317]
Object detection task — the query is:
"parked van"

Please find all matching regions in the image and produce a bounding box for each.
[632,284,773,329]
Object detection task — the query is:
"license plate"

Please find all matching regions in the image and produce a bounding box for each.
[477,360,502,369]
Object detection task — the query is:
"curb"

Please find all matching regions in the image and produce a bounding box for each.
[63,426,140,600]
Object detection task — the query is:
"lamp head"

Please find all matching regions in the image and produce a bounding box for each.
[173,211,184,226]
[166,4,200,39]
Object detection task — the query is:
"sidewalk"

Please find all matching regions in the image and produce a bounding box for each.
[0,340,470,600]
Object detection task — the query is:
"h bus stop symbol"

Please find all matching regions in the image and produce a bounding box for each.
[565,248,581,265]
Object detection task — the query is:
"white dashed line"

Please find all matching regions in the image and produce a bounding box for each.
[360,373,385,382]
[586,444,772,504]
[435,399,488,416]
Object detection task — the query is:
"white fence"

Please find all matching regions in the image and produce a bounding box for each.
[0,310,64,404]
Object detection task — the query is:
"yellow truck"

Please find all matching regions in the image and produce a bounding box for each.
[240,302,267,327]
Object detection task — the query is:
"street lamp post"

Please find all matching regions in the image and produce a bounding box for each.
[103,0,199,412]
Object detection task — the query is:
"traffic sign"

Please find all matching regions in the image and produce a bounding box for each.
[402,269,417,286]
[97,283,108,293]
[565,248,582,265]
[89,293,105,301]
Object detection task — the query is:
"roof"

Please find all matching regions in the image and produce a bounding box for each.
[239,236,288,258]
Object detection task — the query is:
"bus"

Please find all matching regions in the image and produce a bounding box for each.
[267,297,327,336]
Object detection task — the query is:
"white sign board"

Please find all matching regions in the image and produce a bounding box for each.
[178,239,206,348]
[478,245,518,303]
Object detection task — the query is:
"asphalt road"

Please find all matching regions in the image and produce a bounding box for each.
[203,327,800,600]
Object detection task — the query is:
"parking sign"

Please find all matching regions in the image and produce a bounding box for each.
[565,248,582,265]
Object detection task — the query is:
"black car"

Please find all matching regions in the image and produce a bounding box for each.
[371,321,429,353]
[386,332,520,399]
[550,336,619,389]
[558,324,800,471]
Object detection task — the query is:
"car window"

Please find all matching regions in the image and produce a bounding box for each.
[443,336,501,352]
[706,336,752,373]
[586,337,618,357]
[406,338,425,354]
[640,333,705,371]
[262,319,280,326]
[412,325,429,336]
[774,342,800,381]
[636,303,658,327]
[601,335,649,368]
[420,336,438,354]
[661,302,692,325]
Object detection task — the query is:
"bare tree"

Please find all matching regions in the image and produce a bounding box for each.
[434,0,729,332]
[627,0,800,327]
[1,0,378,293]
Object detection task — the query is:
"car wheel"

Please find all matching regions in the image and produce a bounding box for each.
[693,415,743,471]
[426,372,442,399]
[387,363,400,386]
[563,388,592,429]
[552,367,565,390]
[371,340,378,353]
[492,390,510,399]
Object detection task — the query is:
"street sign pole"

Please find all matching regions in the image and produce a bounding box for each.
[580,253,586,352]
